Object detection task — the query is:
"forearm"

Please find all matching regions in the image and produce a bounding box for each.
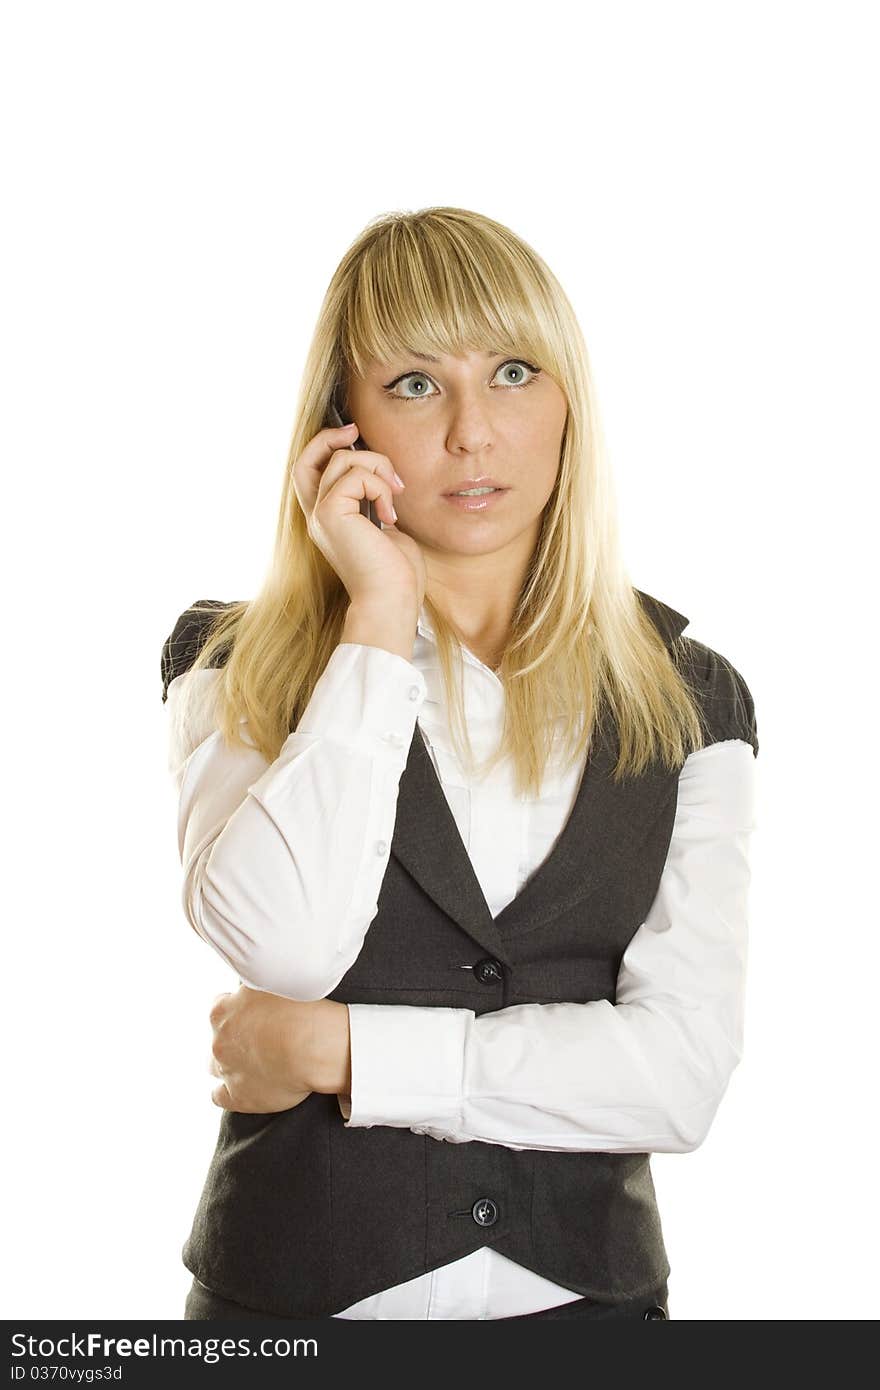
[341,597,419,661]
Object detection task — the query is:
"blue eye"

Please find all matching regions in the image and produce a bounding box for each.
[384,359,542,404]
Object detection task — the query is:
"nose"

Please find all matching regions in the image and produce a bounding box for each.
[444,394,494,454]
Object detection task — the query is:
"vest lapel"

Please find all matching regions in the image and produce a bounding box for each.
[493,721,678,941]
[391,725,509,962]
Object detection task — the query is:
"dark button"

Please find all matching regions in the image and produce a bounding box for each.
[643,1305,667,1320]
[471,1197,499,1227]
[474,957,503,985]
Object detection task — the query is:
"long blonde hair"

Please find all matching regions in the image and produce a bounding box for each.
[178,206,708,797]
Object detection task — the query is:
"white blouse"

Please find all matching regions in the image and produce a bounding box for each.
[166,603,757,1319]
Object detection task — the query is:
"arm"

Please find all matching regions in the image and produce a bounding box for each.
[337,737,758,1154]
[164,602,425,1001]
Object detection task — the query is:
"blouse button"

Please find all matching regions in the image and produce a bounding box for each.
[408,685,421,701]
[376,840,388,855]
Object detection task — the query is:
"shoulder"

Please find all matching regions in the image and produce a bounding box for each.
[632,588,758,757]
[160,598,237,703]
[676,635,759,757]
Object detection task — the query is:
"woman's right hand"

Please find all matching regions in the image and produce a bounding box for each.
[293,423,426,609]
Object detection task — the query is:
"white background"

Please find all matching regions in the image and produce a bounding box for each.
[3,0,877,1321]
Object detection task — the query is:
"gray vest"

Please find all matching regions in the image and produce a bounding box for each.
[161,589,758,1318]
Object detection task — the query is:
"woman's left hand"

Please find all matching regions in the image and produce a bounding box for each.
[208,986,351,1114]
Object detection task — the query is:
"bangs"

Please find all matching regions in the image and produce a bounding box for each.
[340,212,560,380]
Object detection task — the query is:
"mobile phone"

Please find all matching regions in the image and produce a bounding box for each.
[326,397,381,528]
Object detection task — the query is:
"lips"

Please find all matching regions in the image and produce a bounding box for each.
[442,480,508,495]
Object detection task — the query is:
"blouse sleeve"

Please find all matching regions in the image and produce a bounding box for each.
[339,735,758,1154]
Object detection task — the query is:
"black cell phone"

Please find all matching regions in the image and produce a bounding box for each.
[326,396,380,528]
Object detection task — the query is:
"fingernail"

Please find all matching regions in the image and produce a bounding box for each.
[393,470,405,487]
[391,505,398,521]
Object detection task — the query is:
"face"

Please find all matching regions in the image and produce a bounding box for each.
[344,348,568,570]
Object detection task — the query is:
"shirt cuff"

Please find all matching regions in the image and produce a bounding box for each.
[296,643,427,764]
[341,1003,471,1133]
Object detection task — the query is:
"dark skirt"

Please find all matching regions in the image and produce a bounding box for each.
[184,1274,670,1321]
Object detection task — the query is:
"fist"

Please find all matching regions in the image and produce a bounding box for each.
[207,986,351,1114]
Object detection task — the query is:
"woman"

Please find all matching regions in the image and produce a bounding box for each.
[162,206,758,1322]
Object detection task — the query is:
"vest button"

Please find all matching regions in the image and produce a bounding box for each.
[474,957,503,984]
[643,1305,667,1320]
[471,1197,499,1227]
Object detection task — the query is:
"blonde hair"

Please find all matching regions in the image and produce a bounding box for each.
[179,206,708,797]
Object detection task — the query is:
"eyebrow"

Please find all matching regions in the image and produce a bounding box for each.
[397,350,503,364]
